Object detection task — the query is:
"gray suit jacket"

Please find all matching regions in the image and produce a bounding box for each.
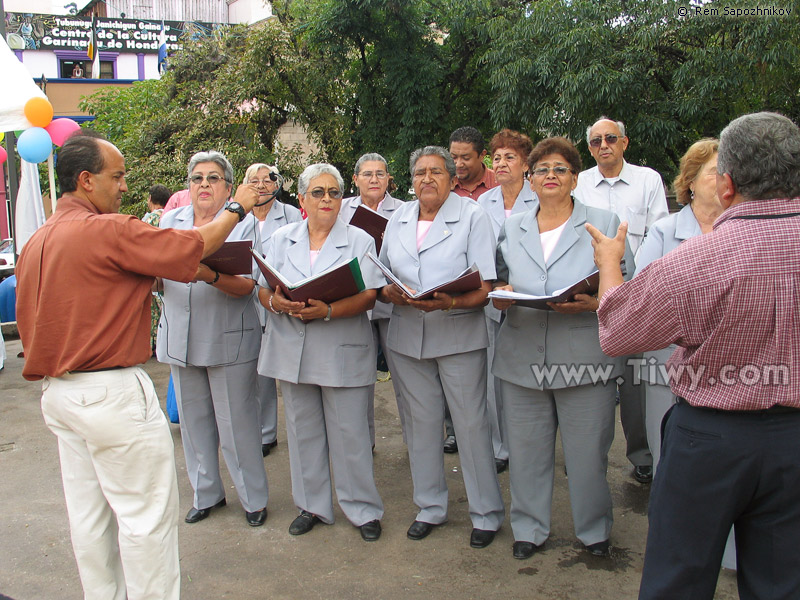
[477,184,538,323]
[157,204,262,367]
[492,200,634,389]
[340,193,404,321]
[255,201,303,327]
[257,218,386,387]
[378,192,496,360]
[635,204,701,384]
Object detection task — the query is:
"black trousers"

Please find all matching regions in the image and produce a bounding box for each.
[639,400,800,600]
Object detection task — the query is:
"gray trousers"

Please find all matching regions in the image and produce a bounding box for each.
[281,382,384,526]
[486,316,508,460]
[171,361,268,513]
[644,381,676,475]
[375,319,409,443]
[255,374,278,445]
[390,348,505,531]
[620,355,652,467]
[501,379,615,546]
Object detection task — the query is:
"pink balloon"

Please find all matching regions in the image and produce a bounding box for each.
[0,146,7,165]
[45,118,81,146]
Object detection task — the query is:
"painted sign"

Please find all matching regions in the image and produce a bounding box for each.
[4,12,218,54]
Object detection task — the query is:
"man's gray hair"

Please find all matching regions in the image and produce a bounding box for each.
[297,163,344,195]
[409,146,456,178]
[187,151,234,186]
[717,112,800,201]
[354,153,388,175]
[586,117,626,144]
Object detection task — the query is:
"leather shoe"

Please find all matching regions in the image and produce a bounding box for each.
[407,520,438,540]
[633,465,653,484]
[359,519,382,541]
[443,435,458,453]
[495,458,509,473]
[513,541,542,560]
[262,440,278,457]
[185,498,226,524]
[245,508,267,527]
[470,528,497,549]
[289,511,320,536]
[585,540,610,557]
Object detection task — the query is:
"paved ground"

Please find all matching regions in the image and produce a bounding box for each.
[0,335,739,599]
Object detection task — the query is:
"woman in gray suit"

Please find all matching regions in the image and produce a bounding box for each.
[257,163,386,542]
[340,153,405,446]
[157,151,269,527]
[477,129,536,474]
[245,163,302,458]
[492,137,633,559]
[635,139,722,472]
[378,146,505,549]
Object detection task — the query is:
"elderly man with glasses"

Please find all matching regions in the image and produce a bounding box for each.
[573,117,669,486]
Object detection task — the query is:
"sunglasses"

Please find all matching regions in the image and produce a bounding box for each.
[189,174,229,185]
[308,188,343,199]
[532,166,572,177]
[588,134,622,148]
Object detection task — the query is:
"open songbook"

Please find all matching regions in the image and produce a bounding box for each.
[488,271,599,310]
[367,253,482,300]
[251,250,366,304]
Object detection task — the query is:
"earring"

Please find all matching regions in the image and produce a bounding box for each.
[690,190,695,201]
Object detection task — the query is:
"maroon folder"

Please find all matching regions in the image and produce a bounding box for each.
[202,240,254,275]
[349,205,389,253]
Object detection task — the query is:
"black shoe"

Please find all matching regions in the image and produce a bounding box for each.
[495,458,509,473]
[262,440,278,457]
[470,528,497,549]
[633,465,653,484]
[360,519,382,541]
[585,540,610,557]
[185,498,226,524]
[407,520,438,540]
[513,540,542,560]
[289,511,321,536]
[443,435,458,454]
[245,508,267,527]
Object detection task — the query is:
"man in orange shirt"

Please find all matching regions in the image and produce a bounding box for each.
[16,131,257,600]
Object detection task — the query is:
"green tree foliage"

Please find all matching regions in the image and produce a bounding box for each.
[483,0,800,179]
[79,0,799,213]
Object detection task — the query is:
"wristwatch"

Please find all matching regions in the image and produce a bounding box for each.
[225,201,246,222]
[324,304,332,321]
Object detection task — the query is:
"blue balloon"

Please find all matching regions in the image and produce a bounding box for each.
[17,127,53,163]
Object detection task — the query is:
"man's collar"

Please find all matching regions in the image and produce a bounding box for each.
[593,160,630,185]
[714,197,800,229]
[455,165,495,192]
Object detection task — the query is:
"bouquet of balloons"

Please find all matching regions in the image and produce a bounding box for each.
[0,97,81,165]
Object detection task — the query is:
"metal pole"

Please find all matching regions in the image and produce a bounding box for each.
[0,0,20,260]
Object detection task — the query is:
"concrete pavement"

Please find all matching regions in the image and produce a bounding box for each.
[0,335,738,599]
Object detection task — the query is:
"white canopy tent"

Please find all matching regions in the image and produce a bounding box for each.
[1,36,49,252]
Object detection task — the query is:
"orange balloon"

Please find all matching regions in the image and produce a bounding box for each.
[24,97,54,128]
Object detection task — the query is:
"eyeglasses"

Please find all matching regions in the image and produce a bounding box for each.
[248,178,276,186]
[358,170,388,179]
[588,134,621,148]
[308,188,343,199]
[532,166,572,177]
[189,174,229,185]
